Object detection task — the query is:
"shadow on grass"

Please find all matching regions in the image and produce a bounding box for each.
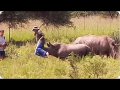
[9,38,36,48]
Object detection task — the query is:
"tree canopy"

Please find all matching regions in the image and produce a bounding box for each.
[0,11,119,28]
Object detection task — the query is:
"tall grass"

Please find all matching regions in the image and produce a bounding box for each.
[0,16,119,79]
[1,16,119,43]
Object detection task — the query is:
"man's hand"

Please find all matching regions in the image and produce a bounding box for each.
[34,32,37,36]
[2,42,7,46]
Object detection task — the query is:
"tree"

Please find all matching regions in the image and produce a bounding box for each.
[0,11,28,41]
[0,11,29,28]
[26,11,73,27]
[0,11,73,41]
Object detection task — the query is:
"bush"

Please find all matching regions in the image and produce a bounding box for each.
[67,53,110,79]
[82,56,108,78]
[109,30,120,44]
[5,43,19,59]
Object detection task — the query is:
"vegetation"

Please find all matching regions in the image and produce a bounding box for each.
[0,11,72,27]
[0,15,119,79]
[0,11,119,27]
[71,11,119,18]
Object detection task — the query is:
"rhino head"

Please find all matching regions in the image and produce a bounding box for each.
[46,42,61,58]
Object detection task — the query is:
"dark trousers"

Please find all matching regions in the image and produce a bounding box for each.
[0,51,5,59]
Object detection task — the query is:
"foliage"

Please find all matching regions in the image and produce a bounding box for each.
[0,11,118,28]
[67,52,80,78]
[67,52,119,79]
[109,29,120,44]
[0,11,28,28]
[71,11,119,18]
[29,11,73,27]
[0,11,73,28]
[81,56,108,78]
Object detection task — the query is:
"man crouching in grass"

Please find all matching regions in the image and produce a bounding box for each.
[31,26,49,58]
[0,30,8,60]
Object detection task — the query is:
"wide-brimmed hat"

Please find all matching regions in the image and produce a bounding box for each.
[31,26,39,31]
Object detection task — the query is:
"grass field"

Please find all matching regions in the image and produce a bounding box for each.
[0,16,120,79]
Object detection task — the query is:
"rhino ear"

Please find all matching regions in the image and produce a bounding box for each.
[48,42,54,47]
[49,42,52,45]
[47,43,50,47]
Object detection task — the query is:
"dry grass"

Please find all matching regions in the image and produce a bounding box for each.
[0,15,119,42]
[0,15,119,31]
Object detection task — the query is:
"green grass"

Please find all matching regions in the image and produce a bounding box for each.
[0,16,119,79]
[0,44,119,79]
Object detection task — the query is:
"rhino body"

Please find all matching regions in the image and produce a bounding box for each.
[73,35,119,59]
[45,42,93,60]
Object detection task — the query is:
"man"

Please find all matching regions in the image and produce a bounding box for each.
[32,26,49,58]
[0,30,7,60]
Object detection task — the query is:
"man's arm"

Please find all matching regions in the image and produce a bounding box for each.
[0,44,4,47]
[40,35,44,40]
[39,31,45,40]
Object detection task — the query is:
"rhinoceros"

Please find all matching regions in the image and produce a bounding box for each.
[73,34,120,59]
[43,42,94,60]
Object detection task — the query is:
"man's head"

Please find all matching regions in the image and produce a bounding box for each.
[32,26,39,32]
[0,30,4,36]
[32,26,39,36]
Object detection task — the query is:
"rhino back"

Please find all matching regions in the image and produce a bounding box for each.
[73,35,112,55]
[58,44,92,58]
